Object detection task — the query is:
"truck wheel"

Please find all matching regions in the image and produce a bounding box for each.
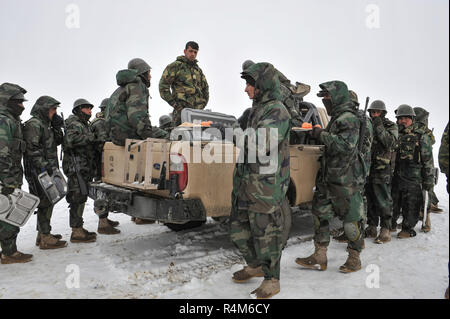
[164,220,206,231]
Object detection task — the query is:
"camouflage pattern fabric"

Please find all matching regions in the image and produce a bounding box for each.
[0,83,26,188]
[414,107,439,206]
[391,121,434,231]
[63,112,96,228]
[231,63,290,280]
[366,115,398,229]
[90,111,112,219]
[0,221,19,256]
[106,69,168,146]
[369,116,398,182]
[0,82,27,255]
[312,80,365,252]
[160,122,175,135]
[316,81,365,196]
[23,95,63,235]
[230,205,284,279]
[90,111,107,180]
[234,63,291,214]
[438,122,449,192]
[159,56,209,125]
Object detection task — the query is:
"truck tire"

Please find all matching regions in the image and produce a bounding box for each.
[164,220,206,231]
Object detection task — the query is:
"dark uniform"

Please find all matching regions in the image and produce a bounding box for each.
[392,105,434,238]
[365,100,398,242]
[63,99,97,243]
[23,96,67,249]
[0,82,33,263]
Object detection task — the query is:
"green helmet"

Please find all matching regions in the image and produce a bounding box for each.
[395,104,416,118]
[159,114,172,127]
[36,96,60,108]
[99,98,109,110]
[242,60,255,71]
[413,107,429,126]
[368,100,387,112]
[128,58,151,75]
[73,98,94,110]
[0,82,27,104]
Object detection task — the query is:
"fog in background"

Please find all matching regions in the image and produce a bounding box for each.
[1,0,448,140]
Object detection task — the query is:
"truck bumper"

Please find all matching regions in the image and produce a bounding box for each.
[89,182,206,224]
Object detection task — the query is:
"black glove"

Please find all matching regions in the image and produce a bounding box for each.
[51,114,64,129]
[371,115,383,127]
[1,186,15,196]
[42,165,54,176]
[238,108,251,130]
[311,127,324,140]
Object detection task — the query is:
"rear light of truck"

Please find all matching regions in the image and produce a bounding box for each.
[169,153,188,191]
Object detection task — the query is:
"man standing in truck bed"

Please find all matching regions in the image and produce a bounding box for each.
[230,62,291,299]
[159,41,209,126]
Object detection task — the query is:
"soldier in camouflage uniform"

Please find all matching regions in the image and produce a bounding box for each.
[363,100,398,243]
[295,81,366,273]
[391,104,434,238]
[159,114,174,135]
[439,122,449,192]
[63,99,98,243]
[106,58,168,146]
[90,98,120,235]
[413,107,443,215]
[333,90,373,244]
[0,82,33,264]
[23,96,68,250]
[438,122,449,300]
[159,42,209,126]
[242,60,307,129]
[230,62,291,299]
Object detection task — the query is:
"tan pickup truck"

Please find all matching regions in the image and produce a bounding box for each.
[90,106,329,231]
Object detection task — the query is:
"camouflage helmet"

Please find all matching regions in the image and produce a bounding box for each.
[395,104,416,118]
[159,114,172,127]
[36,96,60,109]
[348,90,359,106]
[368,100,387,112]
[99,98,109,110]
[242,60,255,71]
[128,58,151,75]
[413,107,429,126]
[0,82,27,105]
[73,98,94,110]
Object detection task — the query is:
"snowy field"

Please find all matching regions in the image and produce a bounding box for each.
[0,177,448,300]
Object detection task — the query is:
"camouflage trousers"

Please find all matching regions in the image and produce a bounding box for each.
[312,186,365,252]
[429,187,439,206]
[0,220,19,256]
[392,177,423,231]
[230,200,286,280]
[66,174,92,228]
[366,182,393,229]
[31,190,55,235]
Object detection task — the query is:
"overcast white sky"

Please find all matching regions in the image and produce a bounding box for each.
[0,0,448,139]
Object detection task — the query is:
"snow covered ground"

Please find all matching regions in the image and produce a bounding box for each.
[0,178,448,299]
